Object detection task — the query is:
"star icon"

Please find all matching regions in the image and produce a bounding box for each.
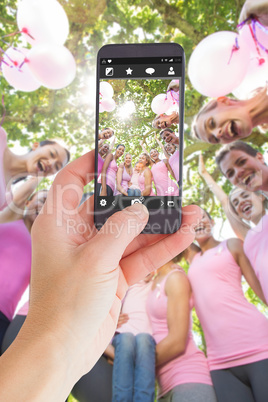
[126,67,133,75]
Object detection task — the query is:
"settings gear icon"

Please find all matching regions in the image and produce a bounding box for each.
[100,199,107,207]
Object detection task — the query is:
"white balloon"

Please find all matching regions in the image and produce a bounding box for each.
[151,93,170,114]
[2,47,41,92]
[17,0,69,46]
[101,98,116,112]
[100,81,114,98]
[99,103,105,113]
[232,56,268,99]
[188,31,250,97]
[28,44,76,90]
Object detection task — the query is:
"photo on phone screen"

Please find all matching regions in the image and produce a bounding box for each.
[94,44,184,234]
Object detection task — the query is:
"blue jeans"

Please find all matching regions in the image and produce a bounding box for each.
[127,189,141,196]
[112,332,156,402]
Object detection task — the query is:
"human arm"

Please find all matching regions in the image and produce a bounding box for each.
[116,165,128,196]
[164,159,177,180]
[155,271,191,366]
[0,177,41,224]
[141,168,152,196]
[100,153,113,196]
[0,149,201,401]
[154,133,170,159]
[227,238,267,304]
[199,154,250,240]
[239,0,268,26]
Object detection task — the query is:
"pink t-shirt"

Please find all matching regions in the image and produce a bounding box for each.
[0,127,10,211]
[0,220,31,320]
[115,166,132,195]
[244,214,268,304]
[151,160,179,196]
[129,172,140,190]
[147,269,212,397]
[188,240,268,371]
[117,280,152,336]
[138,169,154,196]
[105,158,118,192]
[168,150,179,182]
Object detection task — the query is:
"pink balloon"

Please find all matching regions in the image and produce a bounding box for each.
[100,81,114,98]
[188,31,250,97]
[232,55,268,99]
[101,98,115,112]
[17,0,69,46]
[2,47,41,92]
[99,103,105,113]
[151,93,170,114]
[28,44,76,90]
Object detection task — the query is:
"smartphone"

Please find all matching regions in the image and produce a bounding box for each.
[94,43,185,234]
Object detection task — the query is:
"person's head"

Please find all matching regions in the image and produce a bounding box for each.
[149,148,159,162]
[139,153,151,167]
[164,143,176,155]
[216,141,267,192]
[134,162,143,173]
[24,190,48,226]
[99,127,114,140]
[152,113,174,130]
[229,187,266,224]
[99,143,110,157]
[192,97,252,144]
[27,140,70,177]
[115,144,125,158]
[159,128,178,145]
[124,153,132,167]
[194,208,214,244]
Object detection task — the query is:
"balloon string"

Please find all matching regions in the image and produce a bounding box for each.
[0,95,6,128]
[237,18,268,55]
[236,16,251,29]
[251,19,268,54]
[167,89,179,104]
[228,37,239,65]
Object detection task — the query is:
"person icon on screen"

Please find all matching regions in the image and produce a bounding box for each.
[168,67,175,75]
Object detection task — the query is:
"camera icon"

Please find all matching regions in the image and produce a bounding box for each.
[131,199,142,205]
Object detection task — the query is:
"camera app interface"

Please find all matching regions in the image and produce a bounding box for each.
[96,56,182,211]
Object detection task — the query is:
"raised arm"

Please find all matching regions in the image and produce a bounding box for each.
[0,177,41,224]
[155,271,190,366]
[227,238,267,304]
[154,133,170,160]
[199,154,250,240]
[164,159,177,180]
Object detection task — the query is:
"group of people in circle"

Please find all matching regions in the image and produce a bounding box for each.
[1,85,268,402]
[97,127,180,198]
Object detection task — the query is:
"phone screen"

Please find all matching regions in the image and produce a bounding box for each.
[95,44,184,234]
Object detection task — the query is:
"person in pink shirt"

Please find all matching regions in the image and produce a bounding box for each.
[127,162,142,197]
[112,275,156,402]
[147,260,217,402]
[199,153,268,303]
[140,141,179,195]
[99,144,125,196]
[186,209,268,402]
[138,153,154,196]
[0,190,47,352]
[116,153,133,196]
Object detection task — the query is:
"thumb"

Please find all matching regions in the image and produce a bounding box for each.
[92,203,149,264]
